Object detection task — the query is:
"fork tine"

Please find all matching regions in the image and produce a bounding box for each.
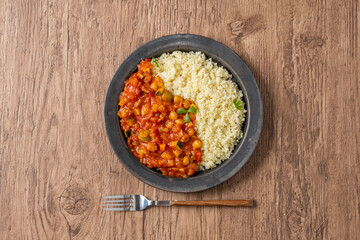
[103,195,133,199]
[102,199,134,203]
[103,207,132,211]
[102,195,138,211]
[102,204,133,207]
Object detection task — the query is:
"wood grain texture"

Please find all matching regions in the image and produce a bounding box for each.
[0,0,359,239]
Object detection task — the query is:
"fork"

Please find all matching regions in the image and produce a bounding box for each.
[102,194,254,211]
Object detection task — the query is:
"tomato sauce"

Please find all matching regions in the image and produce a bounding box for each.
[118,59,202,178]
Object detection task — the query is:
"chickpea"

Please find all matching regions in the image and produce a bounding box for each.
[152,104,159,112]
[159,113,166,121]
[143,67,150,73]
[187,127,195,136]
[187,121,194,127]
[175,158,182,167]
[150,126,157,133]
[172,125,181,133]
[133,108,140,116]
[154,76,164,87]
[183,100,191,109]
[150,82,158,91]
[125,118,136,126]
[140,85,150,93]
[160,134,169,142]
[137,72,144,79]
[119,98,126,107]
[141,105,150,116]
[189,163,198,170]
[174,95,182,103]
[169,141,179,148]
[156,87,164,95]
[167,160,175,167]
[175,119,184,125]
[146,142,157,152]
[119,108,129,118]
[180,133,189,143]
[169,111,178,120]
[144,74,152,83]
[138,130,150,141]
[192,139,202,148]
[138,149,146,158]
[138,147,149,158]
[162,151,173,160]
[173,149,183,157]
[183,156,190,166]
[144,121,152,129]
[159,144,166,152]
[158,105,165,112]
[187,168,195,176]
[162,90,173,102]
[165,120,174,128]
[149,132,156,139]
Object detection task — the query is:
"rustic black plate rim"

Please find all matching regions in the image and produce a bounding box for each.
[104,34,263,192]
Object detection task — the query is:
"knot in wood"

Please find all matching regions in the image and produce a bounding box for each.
[60,184,90,215]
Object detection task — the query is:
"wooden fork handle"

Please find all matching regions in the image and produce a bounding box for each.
[170,199,254,207]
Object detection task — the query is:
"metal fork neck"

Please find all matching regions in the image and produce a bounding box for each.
[152,200,170,206]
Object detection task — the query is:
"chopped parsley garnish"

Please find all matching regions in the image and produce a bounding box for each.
[233,99,243,110]
[177,108,187,114]
[176,106,197,123]
[188,106,197,114]
[184,112,190,123]
[151,58,160,67]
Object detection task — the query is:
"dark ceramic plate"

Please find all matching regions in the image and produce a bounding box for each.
[104,34,263,192]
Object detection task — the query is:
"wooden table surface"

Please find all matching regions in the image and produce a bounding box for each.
[1,0,359,239]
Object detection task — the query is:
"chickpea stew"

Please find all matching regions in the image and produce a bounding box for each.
[118,59,202,178]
